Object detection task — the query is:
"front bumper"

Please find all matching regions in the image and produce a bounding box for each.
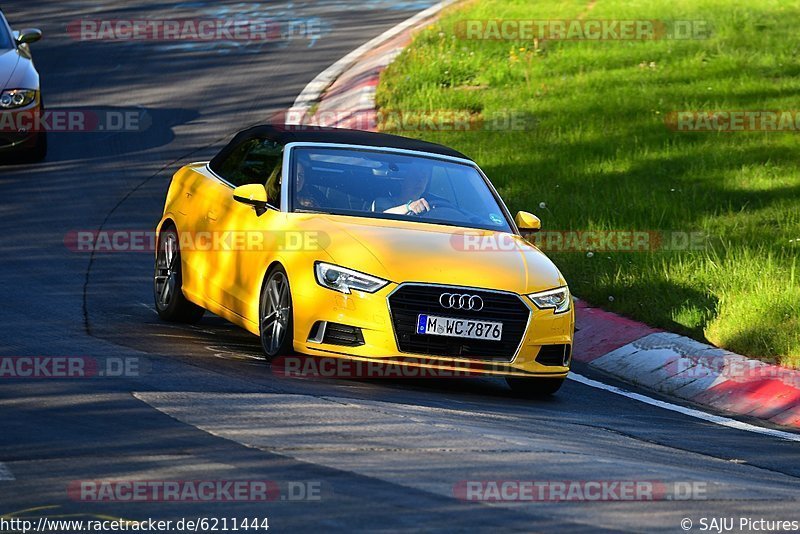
[291,276,574,378]
[0,130,39,153]
[0,101,43,153]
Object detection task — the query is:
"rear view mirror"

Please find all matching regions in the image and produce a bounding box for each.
[515,211,541,232]
[233,184,269,215]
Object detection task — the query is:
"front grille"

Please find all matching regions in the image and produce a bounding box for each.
[536,344,571,366]
[322,322,365,347]
[388,284,530,361]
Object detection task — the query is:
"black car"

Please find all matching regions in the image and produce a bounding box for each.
[0,9,44,162]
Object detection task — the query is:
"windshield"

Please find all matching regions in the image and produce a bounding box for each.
[289,146,513,233]
[0,14,12,50]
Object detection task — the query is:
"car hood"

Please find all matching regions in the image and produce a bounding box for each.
[309,214,566,295]
[0,49,20,88]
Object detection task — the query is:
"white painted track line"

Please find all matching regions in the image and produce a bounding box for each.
[287,0,455,123]
[569,372,800,442]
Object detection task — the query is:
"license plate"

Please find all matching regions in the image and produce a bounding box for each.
[416,314,503,341]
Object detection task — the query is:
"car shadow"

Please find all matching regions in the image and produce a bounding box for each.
[0,106,199,167]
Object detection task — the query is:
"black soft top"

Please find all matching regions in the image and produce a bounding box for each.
[209,124,471,168]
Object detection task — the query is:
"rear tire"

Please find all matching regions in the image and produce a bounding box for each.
[506,376,565,397]
[259,266,294,361]
[154,226,204,323]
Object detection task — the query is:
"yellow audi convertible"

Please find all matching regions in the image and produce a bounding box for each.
[155,125,574,395]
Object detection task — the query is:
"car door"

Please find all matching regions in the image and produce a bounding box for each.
[201,138,285,328]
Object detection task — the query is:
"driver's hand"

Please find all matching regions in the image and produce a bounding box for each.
[407,198,430,215]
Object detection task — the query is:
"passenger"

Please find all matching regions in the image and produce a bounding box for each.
[294,155,326,209]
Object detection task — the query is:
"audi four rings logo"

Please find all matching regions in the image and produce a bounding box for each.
[439,293,484,311]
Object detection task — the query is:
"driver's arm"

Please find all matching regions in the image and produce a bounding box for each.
[384,198,430,215]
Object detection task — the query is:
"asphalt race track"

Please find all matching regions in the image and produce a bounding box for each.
[1,1,799,532]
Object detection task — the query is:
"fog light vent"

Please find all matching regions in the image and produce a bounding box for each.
[536,344,571,366]
[322,323,365,347]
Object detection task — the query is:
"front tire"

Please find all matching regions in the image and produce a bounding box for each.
[26,131,47,162]
[22,98,47,162]
[259,266,294,360]
[154,226,204,323]
[10,132,47,163]
[506,377,565,397]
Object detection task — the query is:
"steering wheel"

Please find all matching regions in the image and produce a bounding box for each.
[426,196,457,211]
[418,197,479,223]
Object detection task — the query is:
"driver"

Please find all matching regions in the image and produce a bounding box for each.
[372,164,431,215]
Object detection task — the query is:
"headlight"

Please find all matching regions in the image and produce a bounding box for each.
[528,286,571,314]
[314,262,389,294]
[0,89,37,109]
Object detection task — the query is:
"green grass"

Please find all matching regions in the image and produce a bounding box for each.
[376,0,800,365]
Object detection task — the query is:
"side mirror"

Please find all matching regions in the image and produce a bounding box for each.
[233,184,269,215]
[515,211,541,232]
[16,28,42,46]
